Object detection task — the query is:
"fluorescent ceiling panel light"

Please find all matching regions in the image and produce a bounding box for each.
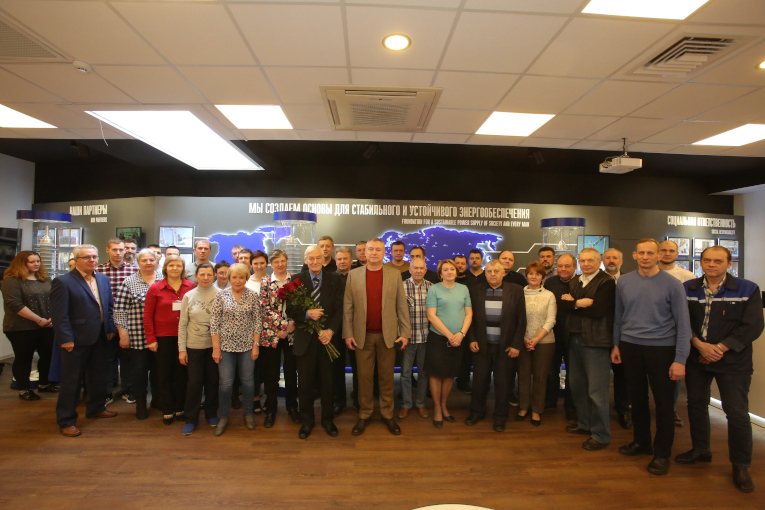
[476,112,555,137]
[582,0,710,20]
[693,124,765,146]
[215,105,293,130]
[383,34,411,51]
[86,110,262,170]
[0,104,56,128]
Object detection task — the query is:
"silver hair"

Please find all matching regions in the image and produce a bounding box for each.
[304,245,321,258]
[335,246,352,256]
[72,244,98,259]
[137,248,157,263]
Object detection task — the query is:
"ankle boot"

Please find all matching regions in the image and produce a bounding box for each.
[136,396,148,420]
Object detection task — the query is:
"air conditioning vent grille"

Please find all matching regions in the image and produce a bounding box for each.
[635,36,741,77]
[0,17,64,60]
[350,102,410,126]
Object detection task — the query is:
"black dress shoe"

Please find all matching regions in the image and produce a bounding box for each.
[674,448,712,464]
[288,407,301,424]
[322,421,339,437]
[333,403,345,416]
[566,424,590,434]
[493,419,506,432]
[531,418,541,427]
[352,418,369,436]
[432,419,443,429]
[582,437,609,451]
[298,424,312,439]
[733,465,755,493]
[465,413,484,426]
[19,390,41,401]
[619,442,653,456]
[443,415,456,423]
[618,413,633,430]
[647,456,671,476]
[263,413,275,429]
[515,412,528,422]
[383,418,401,435]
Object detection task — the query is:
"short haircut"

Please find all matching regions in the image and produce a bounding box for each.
[410,257,427,268]
[701,245,731,263]
[72,244,98,259]
[251,250,268,263]
[232,244,244,251]
[437,259,458,279]
[539,246,555,256]
[162,255,186,279]
[409,246,425,256]
[499,249,513,258]
[336,246,352,256]
[268,249,288,263]
[485,259,503,271]
[214,260,230,272]
[525,261,547,278]
[318,236,334,245]
[228,262,251,280]
[304,245,321,258]
[194,238,211,249]
[454,254,467,262]
[660,240,678,249]
[136,248,157,263]
[367,237,384,245]
[636,238,660,250]
[355,241,367,248]
[195,262,214,275]
[123,238,137,246]
[391,241,405,249]
[579,247,601,258]
[238,248,253,261]
[148,244,160,250]
[604,248,623,259]
[557,253,577,266]
[106,237,124,249]
[165,245,180,255]
[469,249,483,258]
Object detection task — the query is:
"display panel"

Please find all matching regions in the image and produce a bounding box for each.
[116,227,141,241]
[693,238,715,258]
[159,226,194,248]
[667,237,690,257]
[718,239,739,259]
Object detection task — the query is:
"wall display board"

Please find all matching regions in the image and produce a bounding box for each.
[667,237,690,257]
[718,239,739,259]
[33,197,745,277]
[693,238,715,258]
[675,260,691,271]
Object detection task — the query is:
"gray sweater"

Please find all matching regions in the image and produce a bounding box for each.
[178,286,219,351]
[613,270,692,364]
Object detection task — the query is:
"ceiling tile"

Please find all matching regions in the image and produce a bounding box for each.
[67,127,129,140]
[425,109,490,133]
[2,64,135,103]
[0,128,28,139]
[239,129,301,141]
[298,130,357,141]
[2,104,100,129]
[357,132,414,142]
[465,0,585,14]
[631,84,755,120]
[496,75,600,114]
[627,142,683,153]
[346,6,456,69]
[667,145,734,155]
[230,4,346,67]
[588,118,681,142]
[532,114,619,139]
[351,68,434,87]
[688,0,765,25]
[641,121,739,144]
[722,139,765,157]
[565,81,678,116]
[441,12,567,73]
[412,133,470,144]
[282,104,332,131]
[433,71,518,109]
[114,2,254,65]
[7,128,78,139]
[692,89,765,123]
[95,66,205,104]
[0,68,64,103]
[0,0,164,65]
[529,18,675,78]
[265,67,349,105]
[466,134,523,146]
[349,0,461,6]
[691,40,765,87]
[570,140,624,151]
[178,67,278,104]
[519,137,578,148]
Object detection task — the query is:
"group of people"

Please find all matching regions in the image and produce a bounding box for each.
[1,234,760,493]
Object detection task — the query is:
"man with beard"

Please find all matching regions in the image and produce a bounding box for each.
[539,247,557,281]
[123,238,138,266]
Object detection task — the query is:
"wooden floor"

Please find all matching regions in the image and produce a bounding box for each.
[0,367,764,510]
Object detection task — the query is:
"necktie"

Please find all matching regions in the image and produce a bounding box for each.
[311,277,321,305]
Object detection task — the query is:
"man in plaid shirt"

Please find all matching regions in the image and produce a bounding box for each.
[399,258,432,419]
[97,238,137,403]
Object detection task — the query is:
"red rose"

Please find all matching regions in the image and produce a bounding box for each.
[292,278,302,287]
[277,288,287,300]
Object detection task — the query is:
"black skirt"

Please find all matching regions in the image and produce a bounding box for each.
[424,330,463,379]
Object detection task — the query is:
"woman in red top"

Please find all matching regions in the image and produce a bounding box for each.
[144,255,194,425]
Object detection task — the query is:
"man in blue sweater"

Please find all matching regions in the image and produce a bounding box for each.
[611,238,692,476]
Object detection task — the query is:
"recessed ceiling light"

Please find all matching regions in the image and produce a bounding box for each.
[215,105,292,130]
[758,61,765,70]
[693,124,765,146]
[86,110,262,170]
[582,0,710,20]
[0,104,56,128]
[383,34,411,51]
[476,112,555,137]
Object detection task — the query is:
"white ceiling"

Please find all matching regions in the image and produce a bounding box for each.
[1,0,765,156]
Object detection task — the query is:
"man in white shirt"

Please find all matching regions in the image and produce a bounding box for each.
[659,240,695,283]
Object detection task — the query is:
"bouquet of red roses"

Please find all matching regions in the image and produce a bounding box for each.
[277,278,340,361]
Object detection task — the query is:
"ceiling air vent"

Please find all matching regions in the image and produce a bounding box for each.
[634,36,745,78]
[0,15,65,61]
[320,85,442,132]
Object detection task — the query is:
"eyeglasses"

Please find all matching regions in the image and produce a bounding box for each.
[76,255,98,260]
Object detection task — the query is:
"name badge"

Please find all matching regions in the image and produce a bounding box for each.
[172,302,182,311]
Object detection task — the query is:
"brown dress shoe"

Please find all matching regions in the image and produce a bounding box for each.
[87,410,118,419]
[417,406,429,419]
[60,426,81,437]
[397,408,409,419]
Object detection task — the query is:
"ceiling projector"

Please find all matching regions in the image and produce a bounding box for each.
[599,138,642,174]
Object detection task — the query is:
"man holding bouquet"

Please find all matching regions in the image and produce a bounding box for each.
[286,245,344,439]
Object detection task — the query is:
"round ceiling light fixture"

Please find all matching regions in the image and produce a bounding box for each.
[383,34,411,51]
[759,60,765,70]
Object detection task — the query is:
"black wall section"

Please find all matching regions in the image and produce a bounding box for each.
[4,139,761,213]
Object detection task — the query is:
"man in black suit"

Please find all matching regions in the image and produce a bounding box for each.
[288,245,344,439]
[464,260,526,432]
[51,244,119,437]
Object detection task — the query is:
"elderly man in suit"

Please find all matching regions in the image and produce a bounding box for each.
[344,238,411,436]
[51,244,118,437]
[287,245,344,439]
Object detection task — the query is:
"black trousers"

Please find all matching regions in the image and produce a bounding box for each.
[686,366,752,466]
[612,362,631,414]
[262,340,298,413]
[332,337,347,406]
[545,333,575,411]
[128,347,155,401]
[620,341,677,458]
[56,331,108,428]
[5,328,54,390]
[184,347,219,425]
[155,336,187,415]
[296,337,334,426]
[456,338,473,386]
[470,343,513,419]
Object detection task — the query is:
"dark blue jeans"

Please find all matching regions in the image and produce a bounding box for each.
[685,365,752,467]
